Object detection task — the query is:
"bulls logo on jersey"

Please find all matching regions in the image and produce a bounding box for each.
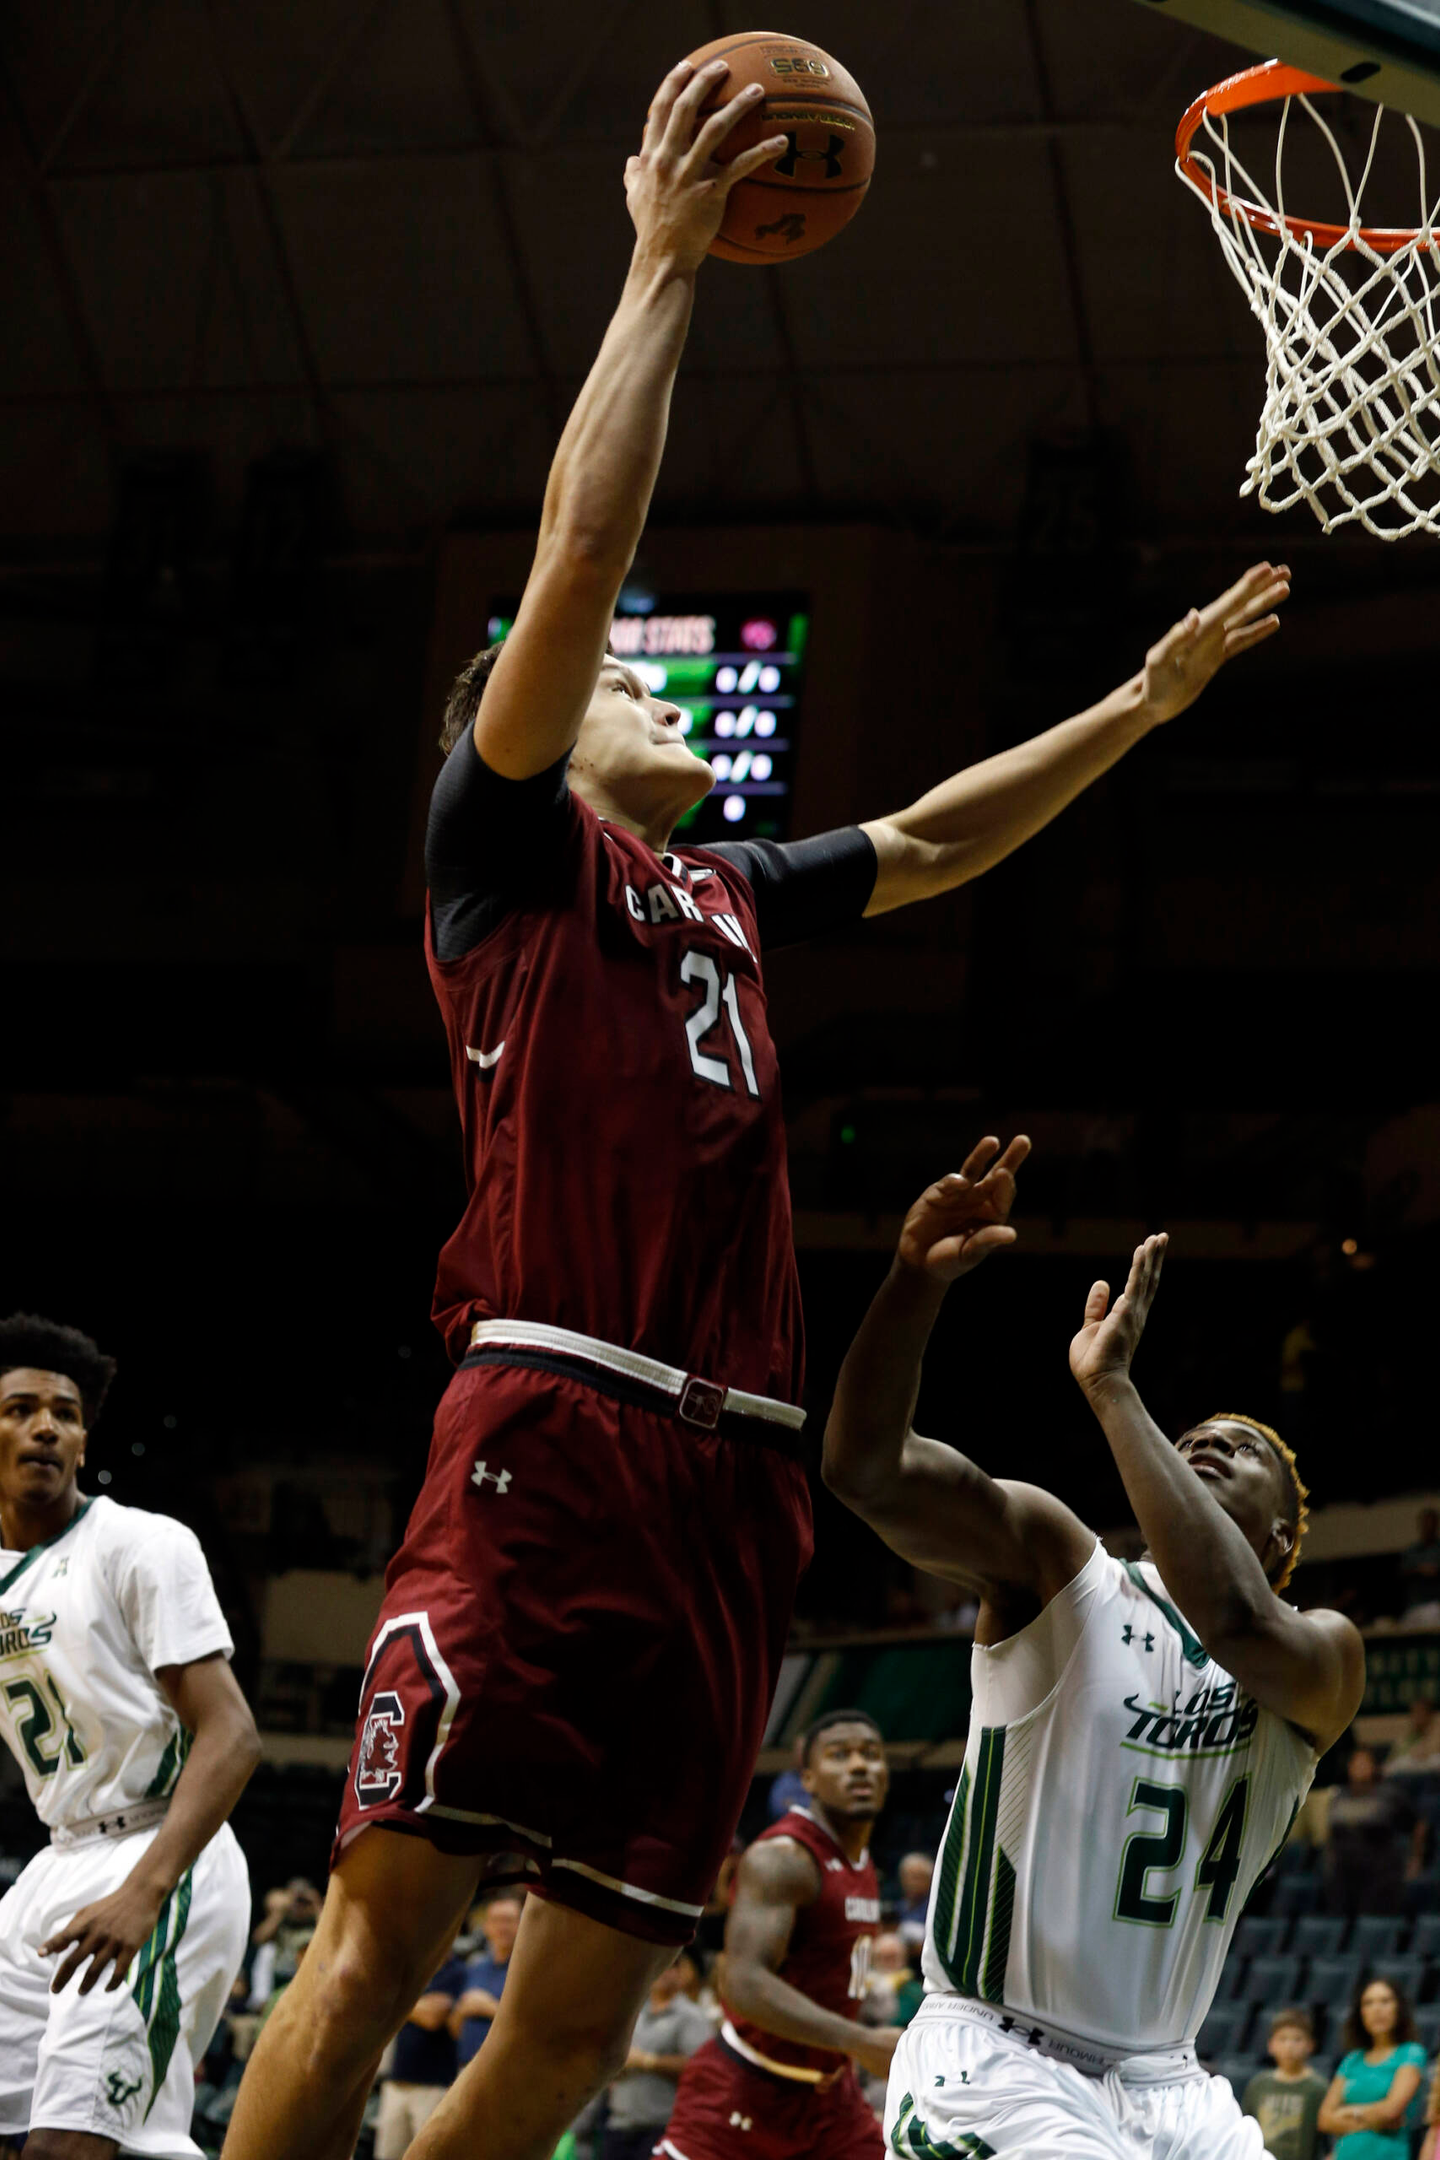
[355,1689,406,1806]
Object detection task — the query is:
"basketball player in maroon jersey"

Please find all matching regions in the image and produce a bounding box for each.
[223,51,1289,2160]
[662,1712,893,2160]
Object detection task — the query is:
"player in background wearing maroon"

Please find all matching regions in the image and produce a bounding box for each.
[223,50,1292,2160]
[662,1713,893,2160]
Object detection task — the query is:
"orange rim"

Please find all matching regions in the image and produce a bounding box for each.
[1177,58,1431,255]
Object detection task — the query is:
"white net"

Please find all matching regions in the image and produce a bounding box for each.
[1180,90,1440,538]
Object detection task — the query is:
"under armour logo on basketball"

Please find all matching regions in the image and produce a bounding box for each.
[756,212,807,243]
[472,1460,512,1495]
[104,2072,143,2108]
[773,132,845,179]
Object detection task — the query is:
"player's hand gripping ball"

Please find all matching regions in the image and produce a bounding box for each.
[682,31,874,262]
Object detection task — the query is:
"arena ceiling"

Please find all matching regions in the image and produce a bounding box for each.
[0,0,1330,552]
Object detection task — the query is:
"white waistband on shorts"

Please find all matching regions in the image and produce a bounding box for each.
[719,2019,827,2083]
[50,1797,170,1850]
[912,1992,1201,2083]
[467,1320,806,1431]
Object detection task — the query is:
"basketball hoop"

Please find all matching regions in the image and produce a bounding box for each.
[1177,60,1440,539]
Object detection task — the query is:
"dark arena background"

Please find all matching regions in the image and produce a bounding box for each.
[3,0,1440,2140]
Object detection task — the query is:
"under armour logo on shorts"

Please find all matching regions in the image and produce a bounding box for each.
[472,1460,512,1494]
[728,2113,753,2132]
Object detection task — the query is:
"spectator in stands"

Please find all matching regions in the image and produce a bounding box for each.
[257,1929,313,2031]
[247,1876,323,2010]
[1402,1508,1440,1625]
[450,1892,523,2068]
[1241,2007,1328,2160]
[862,1931,922,2030]
[1323,1746,1426,1916]
[767,1738,807,1822]
[1384,1697,1440,1776]
[374,1948,468,2160]
[896,1852,934,1951]
[1317,1976,1426,2157]
[599,1951,712,2160]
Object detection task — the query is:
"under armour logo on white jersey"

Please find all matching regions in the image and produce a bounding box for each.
[471,1460,512,1495]
[728,2113,753,2132]
[466,1042,505,1071]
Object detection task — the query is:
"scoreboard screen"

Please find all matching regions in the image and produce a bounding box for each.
[487,592,810,845]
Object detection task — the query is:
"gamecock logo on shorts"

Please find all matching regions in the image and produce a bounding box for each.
[355,1689,406,1806]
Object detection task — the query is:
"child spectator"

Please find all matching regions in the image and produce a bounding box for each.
[1241,2007,1328,2160]
[1317,1976,1426,2159]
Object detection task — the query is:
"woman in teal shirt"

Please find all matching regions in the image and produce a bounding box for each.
[1317,1976,1426,2158]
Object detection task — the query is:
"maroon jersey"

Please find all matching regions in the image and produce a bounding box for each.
[426,783,810,1398]
[724,1804,881,2076]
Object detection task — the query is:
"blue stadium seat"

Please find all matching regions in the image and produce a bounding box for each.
[1197,2003,1251,2060]
[1275,1839,1316,1875]
[1309,1955,1363,2011]
[1270,1875,1322,1919]
[1415,2004,1440,2054]
[1245,1954,1302,2004]
[1215,2056,1256,2097]
[1292,1915,1347,1959]
[1215,1956,1249,2004]
[1413,1913,1440,1961]
[1236,1915,1290,1960]
[1372,1954,1427,2002]
[1350,1915,1406,1964]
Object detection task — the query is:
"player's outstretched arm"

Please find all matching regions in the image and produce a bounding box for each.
[859,563,1290,914]
[40,1652,261,1995]
[471,63,785,781]
[722,1840,900,2080]
[823,1136,1092,1601]
[1071,1239,1365,1753]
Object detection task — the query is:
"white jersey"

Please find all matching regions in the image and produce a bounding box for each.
[0,1494,233,1831]
[923,1540,1315,2052]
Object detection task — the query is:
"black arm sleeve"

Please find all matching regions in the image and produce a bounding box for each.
[425,737,574,962]
[703,826,877,951]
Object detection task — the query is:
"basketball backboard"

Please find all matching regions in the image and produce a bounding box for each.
[1132,0,1440,127]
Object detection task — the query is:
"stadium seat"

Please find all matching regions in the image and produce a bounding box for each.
[1412,1913,1440,1961]
[1308,1955,1363,2012]
[1371,1954,1427,2002]
[1245,1954,1302,2004]
[1197,2002,1251,2059]
[1292,1915,1347,1959]
[1415,2004,1440,2054]
[1215,1956,1249,2004]
[1350,1915,1406,1963]
[1215,2055,1255,2097]
[1235,1915,1290,1960]
[1270,1875,1322,1919]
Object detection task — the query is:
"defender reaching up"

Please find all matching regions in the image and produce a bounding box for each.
[227,47,1290,2160]
[823,1141,1364,2160]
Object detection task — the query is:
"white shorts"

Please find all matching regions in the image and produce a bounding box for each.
[886,1999,1262,2160]
[0,1819,249,2158]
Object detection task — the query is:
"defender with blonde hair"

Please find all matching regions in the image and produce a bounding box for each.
[821,1140,1364,2160]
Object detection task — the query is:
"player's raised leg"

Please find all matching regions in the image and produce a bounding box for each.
[218,1825,479,2160]
[408,1898,674,2160]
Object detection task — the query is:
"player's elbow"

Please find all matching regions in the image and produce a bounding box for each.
[538,515,637,586]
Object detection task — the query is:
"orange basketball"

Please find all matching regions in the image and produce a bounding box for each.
[682,31,874,264]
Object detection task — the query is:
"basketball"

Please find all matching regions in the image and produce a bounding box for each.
[681,31,875,264]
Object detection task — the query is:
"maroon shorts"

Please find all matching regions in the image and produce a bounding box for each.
[660,2039,883,2160]
[333,1357,813,1944]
